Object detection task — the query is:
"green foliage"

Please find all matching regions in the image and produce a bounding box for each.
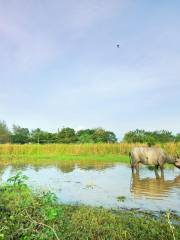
[124,129,175,144]
[175,133,180,142]
[92,128,117,143]
[11,125,30,144]
[77,129,95,143]
[41,192,59,221]
[0,120,10,143]
[30,128,57,144]
[57,127,77,143]
[0,120,118,144]
[42,191,58,205]
[0,173,180,239]
[104,130,117,143]
[77,128,117,143]
[7,171,28,186]
[2,119,180,145]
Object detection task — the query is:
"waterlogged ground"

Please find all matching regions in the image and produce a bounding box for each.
[0,160,180,213]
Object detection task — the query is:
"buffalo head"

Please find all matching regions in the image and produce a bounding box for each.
[175,152,180,169]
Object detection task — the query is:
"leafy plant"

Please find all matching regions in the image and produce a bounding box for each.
[42,191,57,204]
[7,171,28,186]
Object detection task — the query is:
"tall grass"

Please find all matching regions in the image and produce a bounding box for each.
[0,143,179,158]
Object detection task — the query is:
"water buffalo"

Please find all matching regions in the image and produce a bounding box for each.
[129,147,180,173]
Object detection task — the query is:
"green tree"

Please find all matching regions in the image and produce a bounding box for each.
[92,128,117,143]
[152,130,174,143]
[123,129,146,143]
[175,133,180,142]
[11,125,30,144]
[57,127,77,143]
[30,128,41,143]
[0,120,10,143]
[30,128,57,144]
[77,128,117,143]
[77,129,95,143]
[123,129,175,144]
[104,131,117,143]
[145,135,156,147]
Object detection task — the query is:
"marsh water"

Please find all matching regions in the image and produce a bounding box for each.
[0,161,180,213]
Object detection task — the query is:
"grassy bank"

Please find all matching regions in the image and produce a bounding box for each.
[0,173,180,240]
[0,143,179,163]
[0,143,142,156]
[0,152,129,163]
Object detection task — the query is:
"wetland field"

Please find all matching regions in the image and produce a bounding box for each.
[0,143,180,239]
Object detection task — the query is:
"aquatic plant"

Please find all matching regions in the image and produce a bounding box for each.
[85,181,96,189]
[7,171,28,186]
[117,195,126,202]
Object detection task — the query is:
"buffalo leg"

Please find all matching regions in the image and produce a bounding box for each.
[159,165,164,178]
[154,166,160,179]
[131,163,135,173]
[135,163,139,174]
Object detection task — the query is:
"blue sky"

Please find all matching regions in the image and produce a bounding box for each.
[0,0,180,138]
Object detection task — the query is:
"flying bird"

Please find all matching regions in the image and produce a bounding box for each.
[116,44,120,48]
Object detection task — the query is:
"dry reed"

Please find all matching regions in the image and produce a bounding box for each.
[0,143,179,157]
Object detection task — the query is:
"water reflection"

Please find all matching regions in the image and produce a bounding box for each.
[0,160,114,173]
[131,172,180,199]
[0,161,180,213]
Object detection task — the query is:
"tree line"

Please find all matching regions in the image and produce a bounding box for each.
[123,129,180,145]
[0,120,117,144]
[0,120,180,144]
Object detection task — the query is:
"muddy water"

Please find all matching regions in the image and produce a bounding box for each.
[0,161,180,213]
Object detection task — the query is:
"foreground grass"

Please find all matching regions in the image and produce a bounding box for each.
[0,174,180,240]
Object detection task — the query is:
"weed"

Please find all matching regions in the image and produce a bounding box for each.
[166,211,176,240]
[7,171,28,186]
